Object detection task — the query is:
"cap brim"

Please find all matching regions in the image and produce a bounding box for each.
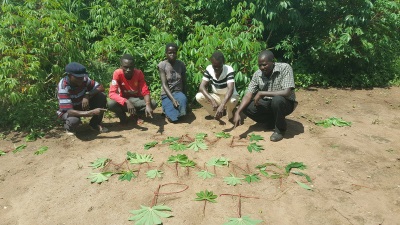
[70,73,87,77]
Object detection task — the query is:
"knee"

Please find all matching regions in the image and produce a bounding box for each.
[271,96,285,108]
[195,92,205,103]
[107,99,121,111]
[150,99,158,109]
[66,116,80,127]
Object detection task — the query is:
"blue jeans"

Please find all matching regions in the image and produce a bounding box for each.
[161,92,187,122]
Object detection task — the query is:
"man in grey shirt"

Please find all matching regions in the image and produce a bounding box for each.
[233,50,297,142]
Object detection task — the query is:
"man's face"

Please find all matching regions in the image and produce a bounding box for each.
[258,57,274,76]
[166,46,177,64]
[120,59,135,79]
[69,74,84,86]
[211,58,223,77]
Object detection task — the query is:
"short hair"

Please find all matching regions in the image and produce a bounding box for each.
[120,54,134,62]
[165,43,178,53]
[258,50,274,62]
[211,51,225,64]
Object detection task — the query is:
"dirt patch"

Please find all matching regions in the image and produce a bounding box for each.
[1,87,400,225]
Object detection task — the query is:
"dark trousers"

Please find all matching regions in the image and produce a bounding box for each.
[243,96,295,133]
[107,97,157,122]
[161,92,187,122]
[62,92,107,131]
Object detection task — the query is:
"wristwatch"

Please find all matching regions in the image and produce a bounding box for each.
[85,91,90,97]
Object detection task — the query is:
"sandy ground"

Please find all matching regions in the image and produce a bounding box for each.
[1,87,400,225]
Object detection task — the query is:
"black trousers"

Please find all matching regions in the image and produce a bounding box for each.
[243,96,295,133]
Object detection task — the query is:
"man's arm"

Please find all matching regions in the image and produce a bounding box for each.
[159,67,178,107]
[215,82,234,118]
[109,71,128,106]
[66,108,107,117]
[253,88,292,105]
[233,92,253,128]
[199,80,219,110]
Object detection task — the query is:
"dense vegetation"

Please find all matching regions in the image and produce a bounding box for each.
[1,0,399,131]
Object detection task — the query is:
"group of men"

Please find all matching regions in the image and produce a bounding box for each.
[57,50,296,142]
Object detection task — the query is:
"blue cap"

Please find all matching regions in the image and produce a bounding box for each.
[65,62,88,77]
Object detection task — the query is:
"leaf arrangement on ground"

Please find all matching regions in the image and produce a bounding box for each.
[87,172,114,184]
[144,141,158,150]
[247,143,264,153]
[128,205,172,225]
[224,174,243,186]
[34,146,48,155]
[223,216,263,225]
[315,117,352,128]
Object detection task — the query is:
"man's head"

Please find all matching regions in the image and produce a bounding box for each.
[120,54,135,79]
[258,50,275,76]
[65,62,87,86]
[165,43,178,64]
[210,51,225,76]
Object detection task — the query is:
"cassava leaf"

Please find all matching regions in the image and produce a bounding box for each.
[247,142,264,153]
[34,146,48,155]
[285,162,306,173]
[223,174,243,186]
[315,117,352,128]
[169,142,187,151]
[118,170,136,181]
[146,169,163,179]
[129,153,154,164]
[194,190,217,203]
[206,157,229,167]
[223,215,263,225]
[167,154,188,163]
[197,170,215,180]
[244,173,261,183]
[13,144,26,153]
[215,131,231,138]
[25,130,45,142]
[0,150,6,156]
[162,136,180,144]
[248,133,264,142]
[187,140,208,151]
[89,158,109,169]
[296,180,313,190]
[179,159,196,167]
[195,133,207,140]
[87,172,113,184]
[144,141,158,150]
[128,205,172,225]
[291,171,312,183]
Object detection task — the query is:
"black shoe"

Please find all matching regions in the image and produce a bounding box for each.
[205,115,214,120]
[270,131,285,142]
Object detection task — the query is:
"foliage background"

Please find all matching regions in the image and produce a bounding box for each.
[1,0,399,131]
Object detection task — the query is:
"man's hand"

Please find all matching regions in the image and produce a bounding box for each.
[253,92,261,106]
[91,108,107,116]
[211,99,219,111]
[214,104,225,119]
[82,96,89,110]
[233,113,241,128]
[126,100,136,115]
[172,99,179,108]
[145,105,153,118]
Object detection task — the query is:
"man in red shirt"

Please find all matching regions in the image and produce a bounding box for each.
[108,54,157,124]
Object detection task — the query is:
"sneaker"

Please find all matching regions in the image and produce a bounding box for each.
[270,131,285,142]
[65,130,76,135]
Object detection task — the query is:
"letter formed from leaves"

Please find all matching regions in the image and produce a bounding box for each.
[118,170,136,181]
[87,172,114,184]
[89,158,110,169]
[146,169,164,179]
[144,141,158,150]
[248,133,264,142]
[196,170,215,180]
[244,174,261,184]
[215,131,231,138]
[223,174,243,186]
[247,143,264,153]
[128,205,172,225]
[34,146,48,155]
[223,215,263,225]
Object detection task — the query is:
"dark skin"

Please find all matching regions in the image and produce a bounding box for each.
[66,74,106,117]
[120,58,153,118]
[233,56,292,128]
[198,58,234,119]
[159,46,187,107]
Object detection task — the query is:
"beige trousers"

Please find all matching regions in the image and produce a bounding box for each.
[195,92,238,119]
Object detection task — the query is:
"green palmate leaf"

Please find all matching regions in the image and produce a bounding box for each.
[215,131,231,138]
[291,171,312,183]
[146,169,164,179]
[87,172,114,184]
[129,153,154,164]
[162,136,180,144]
[206,157,229,167]
[247,143,264,153]
[167,154,188,163]
[315,117,352,128]
[13,144,27,153]
[144,141,158,150]
[179,159,196,168]
[126,151,136,160]
[223,174,243,186]
[128,205,172,225]
[118,170,136,181]
[196,170,215,180]
[195,133,207,140]
[194,190,217,203]
[34,146,48,155]
[169,143,187,151]
[25,130,45,142]
[285,162,306,173]
[89,158,109,169]
[187,140,208,151]
[223,215,263,225]
[248,133,264,142]
[244,174,261,183]
[0,150,6,156]
[296,180,313,191]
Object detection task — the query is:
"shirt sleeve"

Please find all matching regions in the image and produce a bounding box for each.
[57,79,73,117]
[138,70,151,96]
[280,64,295,89]
[226,72,235,83]
[108,70,127,106]
[246,71,260,94]
[202,69,212,81]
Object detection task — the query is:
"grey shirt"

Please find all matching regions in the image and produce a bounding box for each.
[158,60,186,96]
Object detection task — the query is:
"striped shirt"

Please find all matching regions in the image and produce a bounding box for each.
[246,62,296,101]
[57,76,100,117]
[203,64,238,95]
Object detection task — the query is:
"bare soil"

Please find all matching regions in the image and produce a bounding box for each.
[1,87,400,225]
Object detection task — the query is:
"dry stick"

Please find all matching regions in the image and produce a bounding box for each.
[151,183,189,207]
[220,194,260,218]
[333,207,355,225]
[351,184,375,190]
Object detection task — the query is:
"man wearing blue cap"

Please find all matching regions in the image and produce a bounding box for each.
[57,62,108,134]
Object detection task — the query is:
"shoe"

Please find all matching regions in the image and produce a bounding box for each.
[204,115,214,120]
[90,124,109,133]
[270,131,284,142]
[65,130,75,136]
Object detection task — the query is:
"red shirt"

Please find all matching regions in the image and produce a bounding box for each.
[109,68,151,105]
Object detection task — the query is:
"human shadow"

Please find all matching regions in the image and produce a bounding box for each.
[149,111,196,135]
[236,119,304,140]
